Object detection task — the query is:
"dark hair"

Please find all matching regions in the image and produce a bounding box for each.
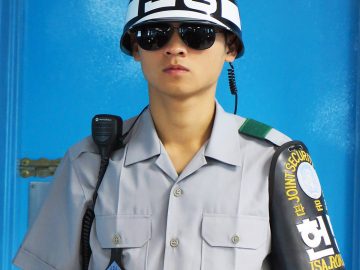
[224,30,242,55]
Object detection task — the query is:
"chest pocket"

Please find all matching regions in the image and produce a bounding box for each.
[201,214,269,270]
[96,215,151,270]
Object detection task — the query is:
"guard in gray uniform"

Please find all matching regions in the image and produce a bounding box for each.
[13,1,345,270]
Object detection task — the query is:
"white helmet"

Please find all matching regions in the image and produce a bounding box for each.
[120,0,244,58]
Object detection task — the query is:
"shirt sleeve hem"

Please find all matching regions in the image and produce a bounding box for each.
[13,248,58,270]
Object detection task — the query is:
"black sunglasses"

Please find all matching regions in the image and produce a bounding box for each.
[132,23,223,51]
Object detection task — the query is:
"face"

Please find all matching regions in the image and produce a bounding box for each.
[132,22,237,101]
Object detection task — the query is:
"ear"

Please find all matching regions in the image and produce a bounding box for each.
[225,49,237,62]
[132,42,141,62]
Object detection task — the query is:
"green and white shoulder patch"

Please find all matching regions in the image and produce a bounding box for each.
[238,118,291,147]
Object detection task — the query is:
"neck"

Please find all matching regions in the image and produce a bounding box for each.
[149,91,216,151]
[148,84,217,173]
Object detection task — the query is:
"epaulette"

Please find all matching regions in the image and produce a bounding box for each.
[238,118,292,147]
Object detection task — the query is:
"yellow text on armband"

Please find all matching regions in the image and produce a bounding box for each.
[315,200,324,212]
[310,254,345,270]
[284,172,300,203]
[285,149,312,172]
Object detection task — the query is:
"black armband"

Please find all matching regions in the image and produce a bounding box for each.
[269,141,345,270]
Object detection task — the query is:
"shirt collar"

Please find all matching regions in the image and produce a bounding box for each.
[204,101,242,166]
[124,101,242,167]
[124,108,161,166]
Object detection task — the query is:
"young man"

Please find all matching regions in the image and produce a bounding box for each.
[14,1,345,270]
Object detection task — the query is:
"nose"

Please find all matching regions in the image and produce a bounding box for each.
[164,31,187,56]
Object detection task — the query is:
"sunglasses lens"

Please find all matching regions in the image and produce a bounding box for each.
[134,23,218,51]
[135,24,172,51]
[180,24,216,50]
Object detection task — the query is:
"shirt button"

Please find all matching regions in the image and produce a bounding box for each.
[173,187,183,197]
[231,234,240,244]
[112,233,121,245]
[170,238,179,247]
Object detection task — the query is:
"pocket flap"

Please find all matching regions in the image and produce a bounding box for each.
[201,214,268,249]
[96,215,151,248]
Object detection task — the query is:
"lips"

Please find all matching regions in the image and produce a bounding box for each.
[163,64,189,73]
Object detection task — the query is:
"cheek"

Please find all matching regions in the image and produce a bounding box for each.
[208,61,225,82]
[203,49,226,78]
[140,61,152,81]
[139,57,159,83]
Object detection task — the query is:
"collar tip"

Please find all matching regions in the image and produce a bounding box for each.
[228,157,242,167]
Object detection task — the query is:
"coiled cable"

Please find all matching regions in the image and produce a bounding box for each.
[227,62,238,115]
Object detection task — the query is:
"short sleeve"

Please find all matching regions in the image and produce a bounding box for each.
[13,151,87,270]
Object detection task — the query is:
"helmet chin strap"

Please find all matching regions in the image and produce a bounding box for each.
[227,62,238,114]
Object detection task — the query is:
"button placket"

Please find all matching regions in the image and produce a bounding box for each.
[164,183,185,268]
[173,187,183,197]
[170,238,179,248]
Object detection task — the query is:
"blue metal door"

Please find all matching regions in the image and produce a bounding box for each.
[1,0,359,269]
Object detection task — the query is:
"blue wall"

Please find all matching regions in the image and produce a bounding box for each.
[0,0,9,267]
[0,0,359,269]
[354,5,360,267]
[0,0,24,269]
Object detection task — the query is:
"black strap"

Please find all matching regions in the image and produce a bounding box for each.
[81,158,109,270]
[106,249,126,270]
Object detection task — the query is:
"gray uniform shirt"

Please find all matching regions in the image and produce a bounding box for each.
[14,102,280,270]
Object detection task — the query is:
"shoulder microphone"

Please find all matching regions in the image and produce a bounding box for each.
[81,114,123,270]
[92,114,123,159]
